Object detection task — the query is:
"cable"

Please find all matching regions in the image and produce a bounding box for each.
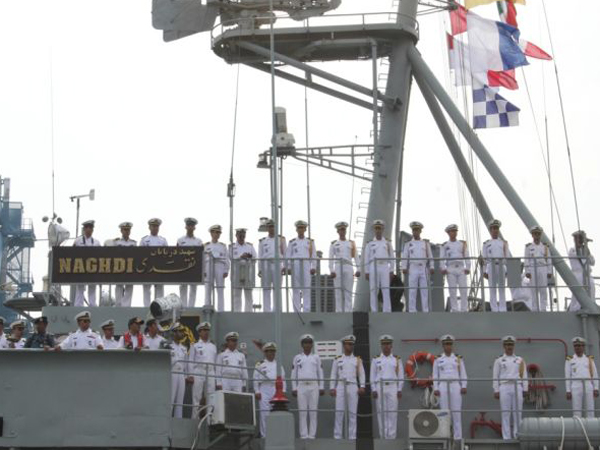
[574,415,593,450]
[228,62,242,245]
[304,86,312,238]
[49,50,56,217]
[558,416,565,450]
[190,406,214,450]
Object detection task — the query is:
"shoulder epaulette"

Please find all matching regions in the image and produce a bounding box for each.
[259,237,265,242]
[566,356,572,360]
[460,240,466,243]
[590,356,595,360]
[357,355,362,361]
[290,238,296,242]
[335,355,341,359]
[456,354,462,359]
[438,353,444,358]
[331,240,337,245]
[247,241,253,245]
[424,238,430,242]
[526,243,532,247]
[442,241,448,246]
[310,238,314,241]
[484,239,490,244]
[386,238,392,242]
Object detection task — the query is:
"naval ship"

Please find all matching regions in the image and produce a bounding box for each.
[1,0,599,449]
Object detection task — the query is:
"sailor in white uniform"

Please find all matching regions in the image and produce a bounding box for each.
[364,220,395,312]
[329,335,365,440]
[254,342,286,437]
[493,336,528,440]
[230,228,257,312]
[292,334,324,439]
[57,311,104,350]
[258,219,287,312]
[371,334,403,439]
[73,220,101,307]
[328,222,361,312]
[0,316,7,349]
[177,217,204,308]
[402,221,434,313]
[440,224,471,312]
[6,320,27,349]
[285,221,317,313]
[568,230,596,311]
[565,337,599,418]
[170,323,190,419]
[204,225,229,311]
[139,218,168,307]
[524,226,552,312]
[483,220,510,312]
[433,335,467,440]
[100,319,119,350]
[144,319,166,350]
[112,221,136,307]
[216,331,248,392]
[189,322,217,418]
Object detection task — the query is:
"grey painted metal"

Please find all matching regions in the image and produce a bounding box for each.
[266,412,296,450]
[519,417,600,450]
[407,47,599,316]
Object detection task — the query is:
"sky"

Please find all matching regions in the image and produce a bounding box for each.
[1,0,598,309]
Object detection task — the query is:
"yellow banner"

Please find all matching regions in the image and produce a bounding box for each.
[465,0,525,9]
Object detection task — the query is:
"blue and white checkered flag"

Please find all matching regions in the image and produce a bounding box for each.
[473,85,520,129]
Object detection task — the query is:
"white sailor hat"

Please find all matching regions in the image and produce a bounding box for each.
[488,219,502,228]
[263,342,277,351]
[0,316,6,325]
[100,319,115,329]
[295,220,308,228]
[185,217,198,226]
[379,334,394,343]
[196,322,211,331]
[409,221,424,229]
[445,224,458,233]
[341,334,356,344]
[148,218,162,226]
[236,228,248,233]
[119,221,133,228]
[572,230,593,242]
[209,224,222,232]
[266,219,275,226]
[372,219,385,228]
[225,331,239,340]
[440,334,455,343]
[502,335,516,344]
[10,319,26,329]
[75,311,92,322]
[335,221,349,229]
[530,225,543,234]
[572,336,586,345]
[82,220,95,227]
[300,334,314,342]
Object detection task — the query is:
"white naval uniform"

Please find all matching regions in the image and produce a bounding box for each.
[204,242,230,311]
[258,236,287,312]
[401,239,434,313]
[433,353,468,439]
[145,334,166,350]
[364,238,395,312]
[189,339,217,418]
[171,342,188,419]
[565,354,599,418]
[440,240,471,312]
[102,337,120,350]
[73,235,101,307]
[329,354,366,440]
[0,334,7,349]
[483,238,510,312]
[254,359,287,437]
[493,354,528,440]
[229,242,257,312]
[177,235,203,308]
[568,247,596,311]
[112,237,137,307]
[7,338,26,349]
[59,329,103,350]
[524,242,552,311]
[285,238,317,313]
[292,352,324,439]
[216,348,248,392]
[328,239,361,312]
[139,234,168,306]
[370,353,403,439]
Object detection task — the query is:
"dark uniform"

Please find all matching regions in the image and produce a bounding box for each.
[24,317,55,349]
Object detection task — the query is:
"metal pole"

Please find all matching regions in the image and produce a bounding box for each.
[75,198,80,238]
[408,47,599,314]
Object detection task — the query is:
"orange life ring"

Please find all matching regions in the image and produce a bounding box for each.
[405,351,436,388]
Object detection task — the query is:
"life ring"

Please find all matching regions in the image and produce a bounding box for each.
[405,351,436,388]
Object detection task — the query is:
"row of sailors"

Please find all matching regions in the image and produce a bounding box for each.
[5,312,597,441]
[72,218,595,314]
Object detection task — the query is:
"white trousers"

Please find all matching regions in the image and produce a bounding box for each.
[499,383,523,440]
[446,265,468,312]
[221,378,244,392]
[233,288,253,312]
[487,264,507,312]
[369,265,391,312]
[333,264,354,312]
[529,268,549,311]
[179,285,198,308]
[334,383,359,439]
[407,266,429,312]
[192,374,215,419]
[260,263,281,312]
[171,373,185,419]
[375,384,398,439]
[115,285,133,307]
[291,262,312,313]
[143,285,164,307]
[74,285,97,307]
[569,271,596,311]
[205,266,226,311]
[571,381,595,418]
[297,383,319,439]
[258,384,276,437]
[439,382,463,439]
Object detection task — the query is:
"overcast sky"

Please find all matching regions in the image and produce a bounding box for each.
[1,0,598,308]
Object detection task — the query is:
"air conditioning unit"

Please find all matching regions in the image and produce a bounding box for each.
[408,409,451,440]
[209,391,256,430]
